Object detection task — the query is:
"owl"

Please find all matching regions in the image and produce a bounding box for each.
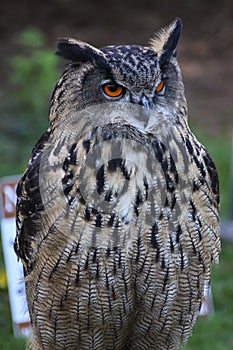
[15,18,220,350]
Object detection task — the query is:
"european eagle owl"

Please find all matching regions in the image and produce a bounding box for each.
[15,18,220,350]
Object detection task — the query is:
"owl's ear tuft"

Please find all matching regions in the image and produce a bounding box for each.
[150,18,182,67]
[56,38,107,68]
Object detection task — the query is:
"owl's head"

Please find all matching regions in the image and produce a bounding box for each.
[50,18,186,133]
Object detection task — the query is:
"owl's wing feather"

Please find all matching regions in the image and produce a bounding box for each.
[14,129,51,273]
[203,150,220,204]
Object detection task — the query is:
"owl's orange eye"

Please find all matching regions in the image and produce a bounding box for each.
[155,81,165,93]
[102,81,125,99]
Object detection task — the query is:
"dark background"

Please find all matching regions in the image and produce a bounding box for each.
[1,0,233,132]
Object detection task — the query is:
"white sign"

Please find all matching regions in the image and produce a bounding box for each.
[0,176,31,337]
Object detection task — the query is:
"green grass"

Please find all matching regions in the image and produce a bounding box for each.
[0,291,26,349]
[182,241,233,350]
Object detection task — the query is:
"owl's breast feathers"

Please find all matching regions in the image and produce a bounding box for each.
[15,123,220,349]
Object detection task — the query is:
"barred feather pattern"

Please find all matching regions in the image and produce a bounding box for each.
[16,119,220,350]
[15,18,220,350]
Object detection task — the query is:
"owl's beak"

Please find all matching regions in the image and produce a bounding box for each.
[140,95,150,113]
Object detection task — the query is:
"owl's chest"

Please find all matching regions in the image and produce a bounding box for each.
[29,127,215,350]
[54,130,183,251]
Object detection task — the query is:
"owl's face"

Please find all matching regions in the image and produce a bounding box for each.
[50,18,186,134]
[100,44,184,112]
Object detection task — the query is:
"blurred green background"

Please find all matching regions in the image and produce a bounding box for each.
[0,0,232,348]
